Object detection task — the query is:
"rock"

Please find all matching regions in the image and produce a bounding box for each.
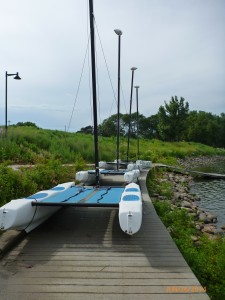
[191,235,199,242]
[158,196,167,200]
[206,213,217,223]
[204,217,212,224]
[202,224,218,235]
[198,213,207,222]
[188,212,198,219]
[194,240,203,247]
[153,193,160,197]
[196,224,204,231]
[181,200,192,209]
[221,224,225,230]
[181,207,193,213]
[174,193,181,200]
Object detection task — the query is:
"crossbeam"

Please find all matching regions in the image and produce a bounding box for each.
[31,202,119,207]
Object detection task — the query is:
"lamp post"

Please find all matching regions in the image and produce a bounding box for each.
[134,86,140,160]
[5,71,21,136]
[114,29,122,170]
[126,67,137,163]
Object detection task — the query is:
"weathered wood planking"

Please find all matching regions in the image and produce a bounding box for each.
[0,171,210,300]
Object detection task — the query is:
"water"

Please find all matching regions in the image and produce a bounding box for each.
[190,161,225,229]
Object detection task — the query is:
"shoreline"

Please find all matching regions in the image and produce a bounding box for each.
[153,169,225,240]
[177,155,225,169]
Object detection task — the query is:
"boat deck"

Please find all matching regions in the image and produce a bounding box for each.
[0,171,209,300]
[29,186,124,207]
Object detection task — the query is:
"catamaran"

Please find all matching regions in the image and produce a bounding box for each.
[0,0,145,236]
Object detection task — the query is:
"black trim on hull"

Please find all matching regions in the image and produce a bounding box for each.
[31,202,119,207]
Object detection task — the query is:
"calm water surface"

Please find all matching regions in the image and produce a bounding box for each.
[190,161,225,228]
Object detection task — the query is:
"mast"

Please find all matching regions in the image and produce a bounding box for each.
[126,67,137,163]
[89,0,99,185]
[134,86,140,160]
[114,29,122,170]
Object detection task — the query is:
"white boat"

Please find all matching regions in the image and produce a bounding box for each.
[123,170,140,183]
[136,160,152,170]
[0,182,74,233]
[76,170,96,185]
[119,182,142,235]
[99,161,117,170]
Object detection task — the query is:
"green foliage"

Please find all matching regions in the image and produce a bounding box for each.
[0,125,224,164]
[157,96,189,141]
[77,125,93,134]
[147,168,173,199]
[148,171,225,300]
[98,112,158,139]
[15,121,39,128]
[186,111,225,147]
[0,161,75,207]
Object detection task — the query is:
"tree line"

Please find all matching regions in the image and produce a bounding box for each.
[77,96,225,148]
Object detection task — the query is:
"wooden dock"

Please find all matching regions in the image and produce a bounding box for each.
[0,171,209,299]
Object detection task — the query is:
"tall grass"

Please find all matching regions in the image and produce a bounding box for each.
[1,126,224,164]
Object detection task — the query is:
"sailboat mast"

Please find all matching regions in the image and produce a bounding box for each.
[114,29,122,170]
[89,0,99,185]
[126,67,137,163]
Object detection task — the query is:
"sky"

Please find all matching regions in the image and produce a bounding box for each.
[0,0,225,132]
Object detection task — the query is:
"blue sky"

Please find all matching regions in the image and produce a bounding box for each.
[0,0,224,131]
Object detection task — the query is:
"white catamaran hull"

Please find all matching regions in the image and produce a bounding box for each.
[99,161,117,170]
[76,170,96,185]
[124,169,140,183]
[0,182,74,233]
[136,160,152,170]
[119,182,142,235]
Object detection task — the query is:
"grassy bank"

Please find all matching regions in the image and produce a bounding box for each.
[147,168,225,300]
[1,126,224,164]
[0,158,87,207]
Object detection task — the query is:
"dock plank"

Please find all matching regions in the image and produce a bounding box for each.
[0,170,210,299]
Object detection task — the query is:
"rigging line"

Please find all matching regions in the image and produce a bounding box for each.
[94,17,126,121]
[93,17,117,106]
[61,187,86,203]
[24,199,38,231]
[95,49,102,127]
[67,36,90,132]
[121,83,128,114]
[97,187,112,203]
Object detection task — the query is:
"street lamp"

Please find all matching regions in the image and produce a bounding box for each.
[126,67,137,163]
[134,86,140,160]
[114,29,122,170]
[5,71,21,136]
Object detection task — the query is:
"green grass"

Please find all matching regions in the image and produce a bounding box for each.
[1,126,224,164]
[0,160,84,207]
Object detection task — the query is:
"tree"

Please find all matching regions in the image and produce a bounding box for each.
[16,122,39,128]
[186,111,224,147]
[77,125,93,134]
[98,114,118,137]
[157,96,189,141]
[139,114,160,139]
